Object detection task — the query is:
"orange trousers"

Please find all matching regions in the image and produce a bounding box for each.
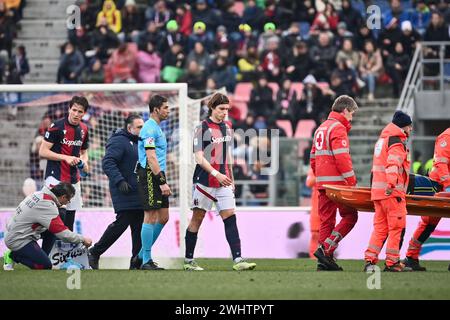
[309,187,320,258]
[365,197,407,267]
[406,216,441,259]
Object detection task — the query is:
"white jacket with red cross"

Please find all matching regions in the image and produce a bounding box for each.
[310,111,357,190]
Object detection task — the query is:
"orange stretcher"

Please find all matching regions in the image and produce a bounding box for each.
[324,185,450,218]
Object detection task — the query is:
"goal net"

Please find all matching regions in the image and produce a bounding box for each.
[0,84,198,246]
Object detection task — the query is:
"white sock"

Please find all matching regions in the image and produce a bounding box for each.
[234,257,243,263]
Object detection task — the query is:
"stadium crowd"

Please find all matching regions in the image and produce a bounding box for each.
[0,0,28,84]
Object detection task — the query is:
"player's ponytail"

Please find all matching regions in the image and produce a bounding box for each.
[207,93,229,116]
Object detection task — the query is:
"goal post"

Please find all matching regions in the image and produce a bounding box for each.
[0,83,193,261]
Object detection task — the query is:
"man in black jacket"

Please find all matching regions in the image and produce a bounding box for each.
[88,114,145,270]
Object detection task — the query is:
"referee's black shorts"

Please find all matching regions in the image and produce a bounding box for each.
[136,165,169,210]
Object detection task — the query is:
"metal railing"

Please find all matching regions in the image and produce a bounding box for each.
[397,41,450,116]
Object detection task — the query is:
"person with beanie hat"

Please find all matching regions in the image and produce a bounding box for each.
[392,110,412,129]
[364,110,413,272]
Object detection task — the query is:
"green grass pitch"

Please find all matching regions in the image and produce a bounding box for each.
[1,258,449,300]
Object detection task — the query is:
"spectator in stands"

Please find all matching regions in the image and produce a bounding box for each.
[281,22,303,51]
[328,70,348,98]
[359,39,383,101]
[258,22,280,53]
[236,23,258,58]
[309,32,337,82]
[259,35,282,82]
[221,1,241,39]
[423,11,450,76]
[0,2,13,57]
[275,77,297,126]
[378,17,403,62]
[310,2,339,35]
[161,42,185,83]
[158,19,186,54]
[385,41,410,97]
[339,0,362,34]
[355,24,375,51]
[7,45,29,84]
[192,0,219,37]
[383,0,411,26]
[237,44,259,82]
[263,0,293,31]
[119,0,145,43]
[179,60,206,99]
[106,42,138,83]
[186,41,210,72]
[205,77,217,95]
[335,38,359,72]
[411,1,431,35]
[400,20,421,58]
[284,40,314,82]
[210,55,236,92]
[81,57,105,84]
[138,21,162,52]
[214,25,232,51]
[297,74,327,125]
[136,40,161,83]
[332,58,357,98]
[96,0,122,34]
[188,21,213,53]
[68,1,96,53]
[145,0,171,32]
[90,17,120,64]
[175,4,193,37]
[335,21,354,48]
[436,0,450,24]
[296,0,316,24]
[3,0,22,22]
[248,73,275,120]
[57,42,85,84]
[243,0,264,31]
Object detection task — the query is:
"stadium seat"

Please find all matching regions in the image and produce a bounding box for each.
[292,82,303,99]
[233,101,248,120]
[295,119,316,158]
[234,82,253,102]
[268,82,279,99]
[276,120,293,137]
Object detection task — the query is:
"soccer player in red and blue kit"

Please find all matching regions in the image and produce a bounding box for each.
[39,96,90,254]
[183,93,256,271]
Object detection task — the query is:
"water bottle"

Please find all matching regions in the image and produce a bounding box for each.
[77,160,89,178]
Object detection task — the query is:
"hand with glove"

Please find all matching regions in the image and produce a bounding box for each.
[118,180,131,194]
[445,186,450,192]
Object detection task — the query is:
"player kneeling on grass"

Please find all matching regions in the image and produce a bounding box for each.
[184,93,256,271]
[3,183,92,270]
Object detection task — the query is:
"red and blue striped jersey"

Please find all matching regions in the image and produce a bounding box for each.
[43,117,89,184]
[193,118,232,188]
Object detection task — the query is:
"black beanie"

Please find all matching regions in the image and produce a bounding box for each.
[392,111,412,128]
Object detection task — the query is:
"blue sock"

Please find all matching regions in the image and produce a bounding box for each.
[140,223,154,264]
[138,247,143,259]
[152,222,165,245]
